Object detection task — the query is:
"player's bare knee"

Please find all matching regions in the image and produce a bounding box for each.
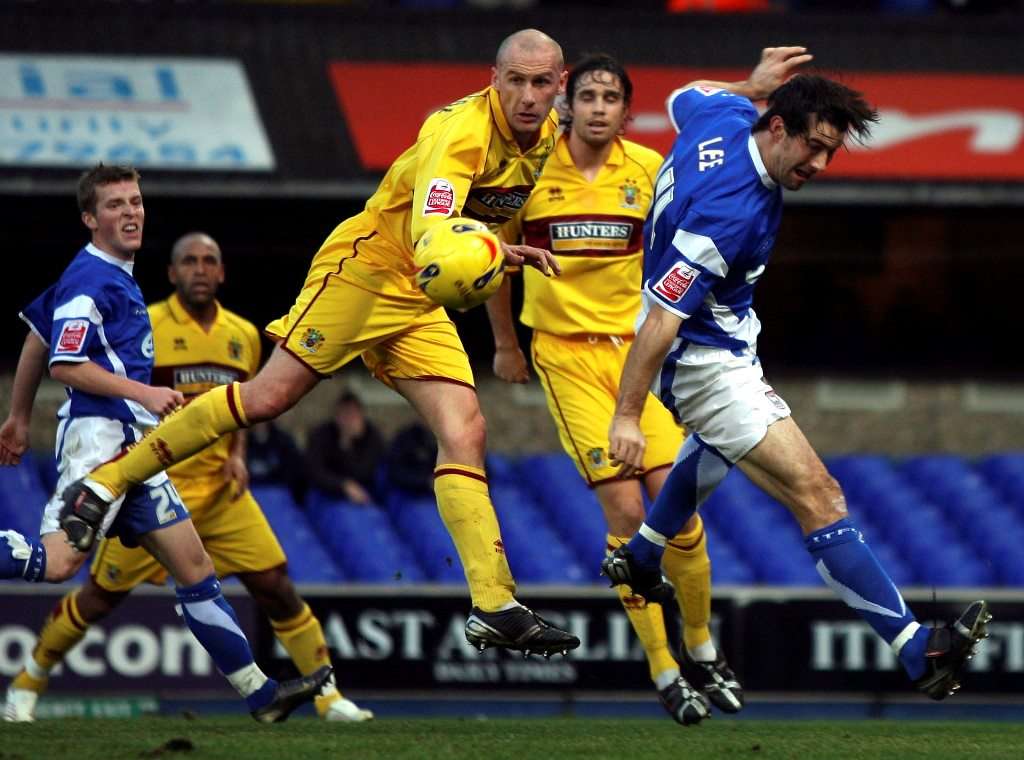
[822,474,849,522]
[607,499,645,536]
[437,406,486,460]
[793,473,847,531]
[243,565,303,620]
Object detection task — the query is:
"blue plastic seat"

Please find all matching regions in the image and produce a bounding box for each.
[389,496,465,582]
[250,485,345,582]
[865,541,915,588]
[517,454,607,570]
[0,455,49,536]
[485,453,519,486]
[490,484,588,583]
[305,490,425,583]
[977,453,1024,504]
[705,536,756,585]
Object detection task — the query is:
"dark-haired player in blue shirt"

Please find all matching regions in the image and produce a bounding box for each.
[601,48,990,713]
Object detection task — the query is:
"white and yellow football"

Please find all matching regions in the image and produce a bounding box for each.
[413,218,505,310]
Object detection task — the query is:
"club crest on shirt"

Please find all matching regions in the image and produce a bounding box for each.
[423,178,455,217]
[652,262,698,303]
[228,337,243,361]
[55,319,88,354]
[765,388,787,411]
[619,179,641,210]
[298,327,325,354]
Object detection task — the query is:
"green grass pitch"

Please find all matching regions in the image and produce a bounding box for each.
[4,718,1023,760]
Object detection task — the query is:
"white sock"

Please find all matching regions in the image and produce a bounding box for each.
[654,667,681,690]
[688,640,718,663]
[225,662,269,698]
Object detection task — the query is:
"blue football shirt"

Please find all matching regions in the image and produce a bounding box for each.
[641,85,783,356]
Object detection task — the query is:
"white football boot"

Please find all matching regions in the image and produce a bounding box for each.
[322,696,374,722]
[4,687,39,722]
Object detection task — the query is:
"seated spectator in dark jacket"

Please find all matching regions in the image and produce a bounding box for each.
[305,390,384,505]
[247,420,308,506]
[385,422,438,496]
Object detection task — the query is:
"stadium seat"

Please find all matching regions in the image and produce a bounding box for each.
[518,454,607,570]
[0,454,49,536]
[307,490,426,583]
[32,450,59,495]
[703,527,756,584]
[250,485,345,582]
[489,484,588,583]
[389,495,466,583]
[977,453,1024,506]
[485,453,519,486]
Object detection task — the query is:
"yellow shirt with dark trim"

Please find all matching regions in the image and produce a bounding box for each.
[505,134,663,336]
[326,87,559,297]
[148,294,261,480]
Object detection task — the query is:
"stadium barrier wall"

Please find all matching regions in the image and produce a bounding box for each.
[1,585,1020,699]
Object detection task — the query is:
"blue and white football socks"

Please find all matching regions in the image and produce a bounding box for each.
[627,434,732,569]
[176,574,277,710]
[0,530,46,582]
[806,518,929,679]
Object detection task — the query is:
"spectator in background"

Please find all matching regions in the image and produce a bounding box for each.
[305,390,385,505]
[385,422,439,496]
[248,420,308,506]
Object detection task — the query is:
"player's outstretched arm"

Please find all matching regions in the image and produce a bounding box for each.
[0,331,48,465]
[609,305,683,478]
[485,277,530,384]
[49,361,184,417]
[687,46,813,101]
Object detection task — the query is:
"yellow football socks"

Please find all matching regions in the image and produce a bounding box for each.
[607,534,679,682]
[434,465,516,612]
[662,515,713,652]
[13,590,89,691]
[271,603,342,716]
[90,383,247,498]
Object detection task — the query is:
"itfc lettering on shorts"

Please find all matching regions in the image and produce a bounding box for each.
[652,262,698,303]
[423,178,455,217]
[55,319,89,354]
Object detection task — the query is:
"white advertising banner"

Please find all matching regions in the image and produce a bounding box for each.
[0,55,275,170]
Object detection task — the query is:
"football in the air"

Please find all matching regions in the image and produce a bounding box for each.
[413,217,505,310]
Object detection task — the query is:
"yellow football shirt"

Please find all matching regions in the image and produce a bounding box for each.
[507,134,663,336]
[322,87,559,298]
[149,294,261,480]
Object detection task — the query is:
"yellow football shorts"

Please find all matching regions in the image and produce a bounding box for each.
[91,476,287,592]
[530,330,684,487]
[265,225,475,388]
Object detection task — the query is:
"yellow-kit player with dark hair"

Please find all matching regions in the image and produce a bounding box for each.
[487,55,744,726]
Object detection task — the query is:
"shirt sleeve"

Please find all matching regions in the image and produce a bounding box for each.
[409,110,487,248]
[18,285,56,346]
[643,208,748,319]
[665,85,754,134]
[48,282,107,365]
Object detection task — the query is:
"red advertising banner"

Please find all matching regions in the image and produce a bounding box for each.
[330,63,1024,181]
